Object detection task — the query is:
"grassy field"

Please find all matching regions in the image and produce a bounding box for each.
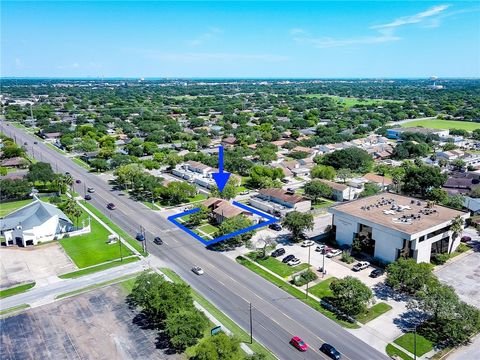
[302,94,402,107]
[308,277,337,299]
[247,253,309,278]
[59,256,139,279]
[0,304,30,317]
[386,344,413,360]
[0,199,33,217]
[312,198,335,209]
[394,332,433,357]
[237,256,359,328]
[198,223,218,235]
[80,201,146,255]
[0,282,36,299]
[161,268,276,360]
[400,119,480,131]
[356,302,392,324]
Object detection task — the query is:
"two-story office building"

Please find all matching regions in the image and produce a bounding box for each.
[329,194,469,263]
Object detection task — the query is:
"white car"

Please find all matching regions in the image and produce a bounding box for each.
[352,261,370,272]
[301,240,315,247]
[315,244,326,252]
[326,249,342,258]
[191,266,204,275]
[288,258,301,266]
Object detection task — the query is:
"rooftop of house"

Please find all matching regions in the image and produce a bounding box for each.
[202,198,249,219]
[362,173,393,186]
[185,160,211,171]
[318,179,348,191]
[330,193,467,235]
[258,188,307,204]
[1,157,27,167]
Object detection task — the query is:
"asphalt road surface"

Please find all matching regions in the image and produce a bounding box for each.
[1,122,388,360]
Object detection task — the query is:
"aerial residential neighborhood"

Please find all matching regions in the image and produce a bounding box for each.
[1,1,479,360]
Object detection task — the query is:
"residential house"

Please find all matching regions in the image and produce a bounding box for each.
[318,179,357,201]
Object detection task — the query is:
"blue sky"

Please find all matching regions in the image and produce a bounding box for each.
[2,1,479,78]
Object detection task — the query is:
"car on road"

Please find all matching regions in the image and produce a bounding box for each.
[65,172,70,175]
[461,235,471,243]
[192,266,204,275]
[34,141,38,144]
[282,254,295,263]
[87,187,95,193]
[269,223,282,231]
[75,179,81,184]
[290,336,308,352]
[326,249,342,258]
[301,240,315,247]
[352,261,370,272]
[271,248,285,257]
[24,142,28,146]
[288,258,301,266]
[369,268,384,278]
[107,203,116,210]
[135,233,145,241]
[154,237,163,245]
[84,194,92,200]
[320,343,341,359]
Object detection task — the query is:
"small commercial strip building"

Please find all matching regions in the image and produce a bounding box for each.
[249,188,311,216]
[329,193,469,264]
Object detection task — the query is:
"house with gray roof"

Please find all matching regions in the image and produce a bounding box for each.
[0,197,75,246]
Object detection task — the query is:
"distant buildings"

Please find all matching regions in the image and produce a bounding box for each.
[386,127,449,140]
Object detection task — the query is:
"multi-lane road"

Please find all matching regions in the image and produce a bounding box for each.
[1,122,388,360]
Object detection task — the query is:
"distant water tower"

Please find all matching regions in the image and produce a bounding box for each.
[429,76,444,89]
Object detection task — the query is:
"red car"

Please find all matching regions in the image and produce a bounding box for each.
[290,336,308,352]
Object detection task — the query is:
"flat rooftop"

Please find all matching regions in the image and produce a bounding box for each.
[330,193,467,235]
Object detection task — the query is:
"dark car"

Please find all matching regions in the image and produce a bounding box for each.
[461,235,471,243]
[282,254,295,263]
[65,172,70,175]
[24,142,28,146]
[369,269,384,278]
[75,179,81,184]
[107,203,116,210]
[269,223,282,231]
[34,141,38,144]
[136,233,145,241]
[271,248,285,258]
[154,237,163,245]
[84,194,92,200]
[320,343,341,360]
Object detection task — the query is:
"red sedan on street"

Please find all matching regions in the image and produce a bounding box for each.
[290,336,308,352]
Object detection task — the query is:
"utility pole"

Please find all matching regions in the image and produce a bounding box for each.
[413,326,417,360]
[118,233,123,261]
[322,248,326,278]
[306,244,312,299]
[249,302,253,344]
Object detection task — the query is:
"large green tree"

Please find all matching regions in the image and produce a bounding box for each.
[310,165,336,180]
[164,309,209,351]
[321,148,373,173]
[27,162,54,185]
[329,276,373,316]
[401,164,448,197]
[282,211,314,242]
[304,180,333,202]
[192,333,242,360]
[386,259,434,295]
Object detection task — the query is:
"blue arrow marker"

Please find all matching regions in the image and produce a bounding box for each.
[212,146,231,192]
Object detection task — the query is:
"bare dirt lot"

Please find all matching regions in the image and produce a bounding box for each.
[0,243,76,289]
[0,283,181,360]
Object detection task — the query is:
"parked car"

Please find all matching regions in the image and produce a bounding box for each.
[301,240,315,247]
[320,343,341,359]
[240,190,249,195]
[315,244,326,252]
[282,254,295,263]
[34,141,38,144]
[461,235,471,243]
[286,188,295,194]
[290,336,308,352]
[75,179,81,184]
[269,223,282,231]
[326,249,342,258]
[84,194,92,200]
[271,248,285,257]
[87,187,95,193]
[369,268,384,278]
[107,203,116,210]
[153,237,163,245]
[288,258,301,266]
[192,266,204,275]
[24,142,28,145]
[135,233,145,241]
[352,261,370,272]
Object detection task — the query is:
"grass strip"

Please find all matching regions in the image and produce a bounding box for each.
[55,273,141,299]
[0,304,30,317]
[386,344,414,360]
[44,142,65,154]
[356,302,392,324]
[246,253,309,278]
[160,268,277,360]
[59,257,139,279]
[0,282,36,299]
[81,201,146,255]
[236,256,359,329]
[71,157,91,170]
[394,332,434,357]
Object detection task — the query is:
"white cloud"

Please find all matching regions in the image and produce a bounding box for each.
[292,4,450,48]
[187,27,223,46]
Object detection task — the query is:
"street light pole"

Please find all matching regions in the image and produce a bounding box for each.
[249,302,253,344]
[306,245,312,299]
[322,249,326,278]
[413,326,417,360]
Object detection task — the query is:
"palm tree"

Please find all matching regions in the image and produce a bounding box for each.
[449,215,464,253]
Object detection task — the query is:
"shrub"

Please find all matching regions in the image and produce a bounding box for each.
[292,269,318,286]
[431,253,450,265]
[341,252,355,264]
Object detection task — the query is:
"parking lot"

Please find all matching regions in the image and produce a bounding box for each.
[0,283,180,360]
[0,243,76,289]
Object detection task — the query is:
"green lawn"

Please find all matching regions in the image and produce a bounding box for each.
[188,193,208,203]
[59,206,133,268]
[400,119,480,131]
[394,332,434,357]
[0,304,30,317]
[142,201,158,210]
[236,186,248,194]
[236,256,359,328]
[161,268,276,360]
[59,257,139,279]
[312,198,334,209]
[0,282,36,299]
[80,201,146,255]
[386,344,414,360]
[308,277,337,299]
[198,223,218,235]
[71,157,91,170]
[0,199,33,217]
[302,94,402,107]
[356,302,392,324]
[44,142,65,154]
[247,253,309,278]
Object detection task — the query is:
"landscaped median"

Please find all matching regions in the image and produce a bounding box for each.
[0,282,36,299]
[0,304,30,317]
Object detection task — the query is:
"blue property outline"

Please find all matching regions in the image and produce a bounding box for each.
[168,201,279,245]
